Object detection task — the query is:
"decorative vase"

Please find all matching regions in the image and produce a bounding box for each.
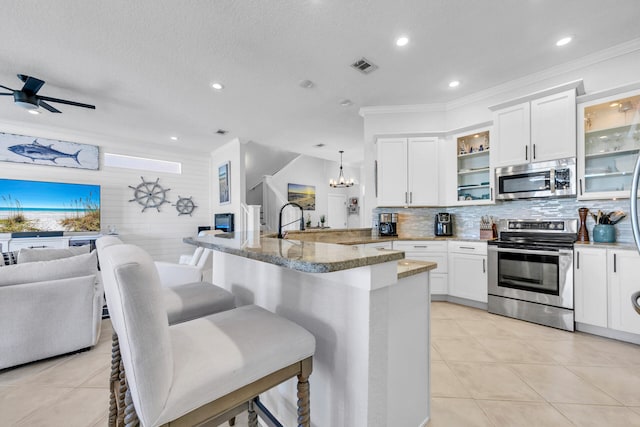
[577,207,589,242]
[592,224,616,243]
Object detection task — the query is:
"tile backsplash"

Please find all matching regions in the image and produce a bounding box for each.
[374,198,635,244]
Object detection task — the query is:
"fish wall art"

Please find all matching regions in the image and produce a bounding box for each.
[0,132,99,170]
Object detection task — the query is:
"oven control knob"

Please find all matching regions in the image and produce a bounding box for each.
[515,223,522,229]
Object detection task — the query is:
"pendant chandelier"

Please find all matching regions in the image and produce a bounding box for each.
[329,150,354,188]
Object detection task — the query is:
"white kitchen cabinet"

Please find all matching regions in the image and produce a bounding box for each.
[608,249,640,335]
[447,241,487,303]
[574,246,608,328]
[492,88,577,167]
[453,127,494,205]
[393,240,447,295]
[377,137,439,207]
[493,102,530,167]
[530,90,577,162]
[577,89,640,200]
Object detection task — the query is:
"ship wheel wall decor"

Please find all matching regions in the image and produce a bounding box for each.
[173,196,197,216]
[128,176,171,212]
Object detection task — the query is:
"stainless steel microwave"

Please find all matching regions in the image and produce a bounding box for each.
[496,157,576,200]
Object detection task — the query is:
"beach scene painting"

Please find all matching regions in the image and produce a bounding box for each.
[0,132,99,170]
[0,178,101,233]
[287,183,316,210]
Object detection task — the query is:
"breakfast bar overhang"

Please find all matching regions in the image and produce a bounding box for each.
[186,233,435,427]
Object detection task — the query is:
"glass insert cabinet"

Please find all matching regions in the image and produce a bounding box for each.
[456,129,492,204]
[578,90,640,199]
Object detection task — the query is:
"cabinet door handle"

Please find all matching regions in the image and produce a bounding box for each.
[482,258,486,273]
[576,252,579,269]
[533,143,536,160]
[525,145,528,161]
[614,253,617,273]
[410,192,413,204]
[413,245,428,248]
[460,246,476,250]
[405,192,408,203]
[490,188,493,201]
[579,178,583,196]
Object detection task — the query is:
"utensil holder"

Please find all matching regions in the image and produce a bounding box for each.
[593,224,616,243]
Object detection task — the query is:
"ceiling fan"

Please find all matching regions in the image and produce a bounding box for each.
[0,74,95,113]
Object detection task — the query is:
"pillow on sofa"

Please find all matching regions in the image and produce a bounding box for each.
[0,251,19,267]
[0,250,97,287]
[18,245,90,263]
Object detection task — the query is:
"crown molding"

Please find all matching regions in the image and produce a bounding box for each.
[448,37,640,111]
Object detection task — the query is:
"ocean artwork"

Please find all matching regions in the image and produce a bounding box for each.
[0,178,101,233]
[0,132,99,170]
[287,183,316,210]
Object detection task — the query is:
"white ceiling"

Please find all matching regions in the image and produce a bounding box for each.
[1,0,640,166]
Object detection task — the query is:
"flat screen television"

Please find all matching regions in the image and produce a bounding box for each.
[0,178,100,236]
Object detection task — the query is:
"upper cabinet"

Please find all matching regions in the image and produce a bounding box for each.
[454,128,493,205]
[377,137,439,207]
[577,89,640,200]
[492,88,577,168]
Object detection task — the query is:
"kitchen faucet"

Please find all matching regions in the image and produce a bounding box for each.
[278,202,305,238]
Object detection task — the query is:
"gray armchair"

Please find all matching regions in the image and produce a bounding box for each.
[0,250,102,370]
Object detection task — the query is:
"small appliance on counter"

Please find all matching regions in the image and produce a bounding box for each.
[434,213,453,236]
[378,213,398,236]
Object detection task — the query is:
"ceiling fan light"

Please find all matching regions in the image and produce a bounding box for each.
[15,100,38,110]
[27,109,40,115]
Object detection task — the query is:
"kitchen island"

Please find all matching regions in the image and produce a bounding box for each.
[185,232,435,427]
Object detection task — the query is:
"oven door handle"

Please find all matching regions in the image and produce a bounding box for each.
[488,246,569,257]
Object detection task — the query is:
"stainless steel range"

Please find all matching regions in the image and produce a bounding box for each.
[488,219,577,331]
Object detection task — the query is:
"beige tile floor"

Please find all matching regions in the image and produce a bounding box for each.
[430,302,640,427]
[2,302,640,426]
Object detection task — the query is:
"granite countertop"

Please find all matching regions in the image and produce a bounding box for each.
[184,233,405,273]
[574,241,638,251]
[397,259,437,279]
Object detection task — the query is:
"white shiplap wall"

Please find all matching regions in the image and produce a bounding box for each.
[1,126,212,262]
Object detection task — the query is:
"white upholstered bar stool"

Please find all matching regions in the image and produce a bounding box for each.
[95,236,237,426]
[100,243,315,427]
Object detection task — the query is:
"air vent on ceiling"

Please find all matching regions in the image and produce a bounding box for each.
[216,129,228,135]
[351,57,378,74]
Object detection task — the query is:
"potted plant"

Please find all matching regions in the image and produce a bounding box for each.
[306,213,311,228]
[320,215,326,228]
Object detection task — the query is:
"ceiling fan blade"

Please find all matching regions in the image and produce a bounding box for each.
[0,84,15,92]
[37,95,95,110]
[0,92,13,96]
[38,100,62,113]
[18,75,45,95]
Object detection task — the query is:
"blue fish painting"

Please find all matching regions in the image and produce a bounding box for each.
[0,132,99,170]
[8,140,81,164]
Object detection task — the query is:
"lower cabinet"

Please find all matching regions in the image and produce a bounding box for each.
[608,249,640,335]
[574,246,640,335]
[393,241,448,295]
[447,241,488,303]
[574,247,607,328]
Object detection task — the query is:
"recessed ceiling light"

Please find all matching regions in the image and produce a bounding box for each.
[339,99,353,107]
[211,82,224,90]
[170,136,178,141]
[27,110,40,115]
[556,36,572,47]
[449,80,460,88]
[299,79,314,89]
[396,36,409,47]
